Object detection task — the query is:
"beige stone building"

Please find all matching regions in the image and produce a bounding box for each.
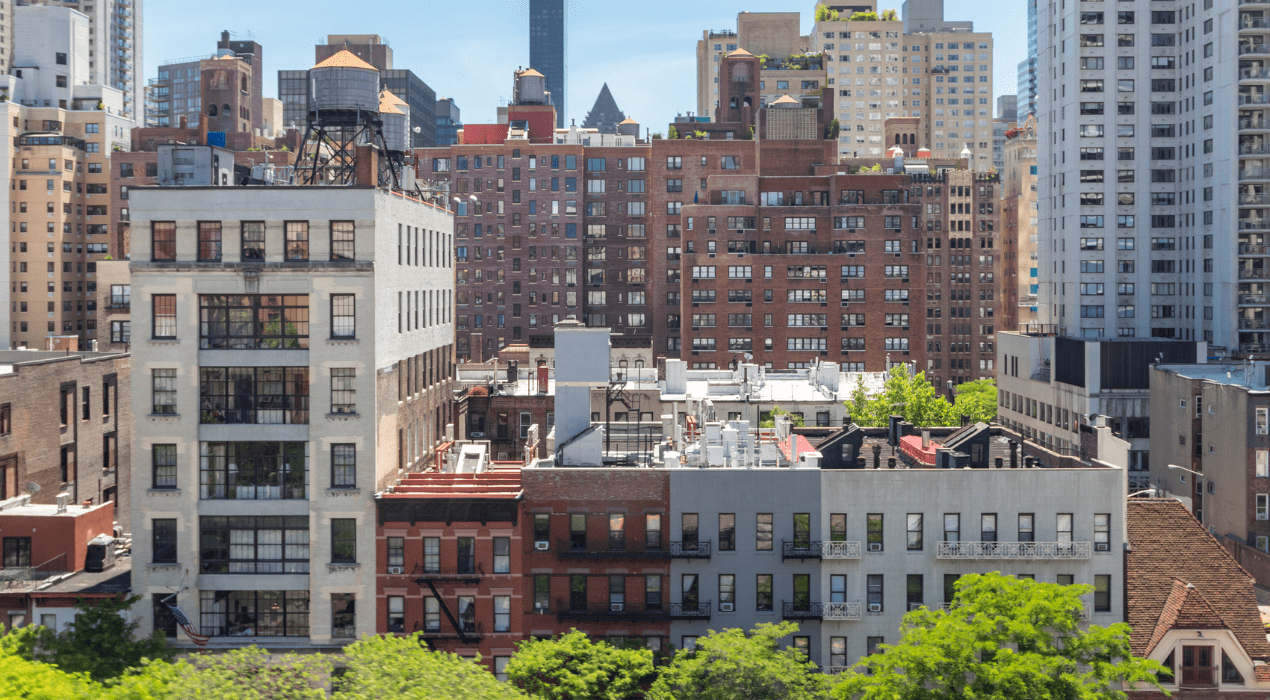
[1001,114,1039,330]
[696,12,812,119]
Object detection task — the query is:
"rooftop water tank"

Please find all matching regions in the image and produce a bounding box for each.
[309,50,380,117]
[379,91,409,152]
[517,68,547,105]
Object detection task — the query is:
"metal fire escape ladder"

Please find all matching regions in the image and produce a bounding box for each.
[415,577,471,645]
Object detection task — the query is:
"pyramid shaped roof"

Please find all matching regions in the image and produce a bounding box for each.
[580,83,627,135]
[313,50,377,71]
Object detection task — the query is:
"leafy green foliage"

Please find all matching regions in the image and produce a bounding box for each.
[505,630,653,700]
[760,405,805,428]
[880,9,899,20]
[832,573,1165,700]
[848,11,880,21]
[6,595,173,682]
[0,639,101,699]
[952,378,998,424]
[647,622,829,700]
[668,125,679,140]
[814,4,840,21]
[335,633,522,700]
[848,366,956,427]
[116,647,330,700]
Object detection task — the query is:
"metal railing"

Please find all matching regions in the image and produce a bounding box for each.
[556,600,666,621]
[782,540,824,559]
[1240,294,1270,305]
[1241,318,1270,329]
[935,541,1092,559]
[822,602,863,620]
[1242,193,1270,203]
[669,601,712,619]
[822,541,863,559]
[782,601,824,620]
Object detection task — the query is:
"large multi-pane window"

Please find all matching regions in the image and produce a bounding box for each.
[906,513,923,550]
[199,516,310,573]
[199,367,310,424]
[198,221,222,261]
[423,537,440,573]
[331,369,356,414]
[152,444,178,489]
[199,590,309,637]
[152,221,176,261]
[152,295,177,339]
[199,295,309,349]
[756,513,773,550]
[152,519,177,563]
[387,537,404,568]
[152,369,177,414]
[241,222,265,261]
[331,519,356,563]
[2,537,30,567]
[331,594,355,638]
[331,444,356,489]
[199,442,308,500]
[330,221,355,260]
[756,574,773,611]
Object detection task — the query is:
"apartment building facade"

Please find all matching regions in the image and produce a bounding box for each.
[1036,0,1261,351]
[127,185,455,647]
[1002,115,1040,330]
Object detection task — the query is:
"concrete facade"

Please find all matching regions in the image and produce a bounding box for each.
[1001,115,1039,330]
[127,186,455,648]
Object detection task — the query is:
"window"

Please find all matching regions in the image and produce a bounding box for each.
[152,519,177,563]
[867,513,883,550]
[152,369,177,415]
[388,596,406,632]
[944,574,961,605]
[285,222,309,261]
[111,321,131,344]
[830,637,847,669]
[943,513,960,542]
[330,520,357,564]
[330,369,356,415]
[200,442,308,499]
[2,537,30,567]
[152,295,177,339]
[152,222,176,261]
[793,513,811,548]
[387,537,404,569]
[1094,514,1110,551]
[981,514,997,542]
[199,516,310,573]
[1258,407,1268,435]
[332,594,356,638]
[720,574,736,607]
[493,537,510,573]
[609,514,626,551]
[682,513,699,550]
[719,514,736,551]
[830,514,846,542]
[1094,574,1111,611]
[645,514,661,550]
[756,513,773,550]
[756,574,773,611]
[331,444,356,489]
[792,573,811,611]
[867,574,884,611]
[1057,513,1073,548]
[199,367,309,425]
[1258,494,1268,521]
[152,445,178,489]
[1258,450,1268,478]
[199,295,309,349]
[241,222,265,261]
[493,595,511,632]
[330,221,355,260]
[534,575,550,611]
[198,222,222,262]
[1018,514,1034,542]
[906,513,923,550]
[424,538,440,572]
[0,404,10,437]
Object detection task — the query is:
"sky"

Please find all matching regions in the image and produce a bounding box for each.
[142,0,1027,134]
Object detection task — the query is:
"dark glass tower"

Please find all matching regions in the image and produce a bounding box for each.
[529,0,567,128]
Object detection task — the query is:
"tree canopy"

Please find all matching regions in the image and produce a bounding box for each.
[832,572,1164,700]
[847,367,996,427]
[336,634,524,700]
[6,595,173,682]
[814,4,840,21]
[647,622,829,700]
[505,630,654,700]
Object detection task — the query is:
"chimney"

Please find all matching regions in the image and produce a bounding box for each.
[994,457,1004,469]
[179,115,188,129]
[887,457,896,469]
[354,144,378,187]
[1024,456,1035,469]
[921,429,930,449]
[872,444,882,469]
[1008,440,1018,468]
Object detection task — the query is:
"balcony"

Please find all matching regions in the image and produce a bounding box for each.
[556,600,666,622]
[1241,45,1270,56]
[1241,294,1270,305]
[934,541,1093,559]
[415,563,484,584]
[1241,94,1270,106]
[1242,193,1270,204]
[1180,667,1217,687]
[416,621,484,642]
[555,539,711,559]
[1244,17,1270,29]
[1240,318,1270,330]
[1240,221,1270,230]
[783,540,822,559]
[1241,168,1270,180]
[669,601,712,620]
[1241,268,1270,279]
[782,601,825,620]
[822,541,863,559]
[821,602,863,620]
[1241,244,1270,255]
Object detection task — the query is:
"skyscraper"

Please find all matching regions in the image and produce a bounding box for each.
[1015,0,1037,123]
[529,0,566,128]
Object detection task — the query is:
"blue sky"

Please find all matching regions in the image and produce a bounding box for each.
[143,0,1026,133]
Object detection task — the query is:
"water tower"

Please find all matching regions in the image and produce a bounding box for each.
[295,50,390,186]
[378,89,410,187]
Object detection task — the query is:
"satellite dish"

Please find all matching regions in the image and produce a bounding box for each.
[26,482,40,493]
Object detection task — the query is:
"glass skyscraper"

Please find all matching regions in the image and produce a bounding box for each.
[529,0,567,128]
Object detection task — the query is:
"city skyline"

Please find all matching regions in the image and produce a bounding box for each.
[141,0,1027,134]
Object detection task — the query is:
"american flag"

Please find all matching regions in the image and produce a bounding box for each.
[165,602,209,648]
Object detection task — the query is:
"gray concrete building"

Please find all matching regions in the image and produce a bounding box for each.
[127,184,455,647]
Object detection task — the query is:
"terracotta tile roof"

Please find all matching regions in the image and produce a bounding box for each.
[313,50,377,71]
[770,94,799,106]
[1257,666,1270,682]
[728,47,753,57]
[1126,500,1270,660]
[381,470,523,500]
[518,68,545,78]
[778,434,816,462]
[380,89,408,107]
[619,117,638,125]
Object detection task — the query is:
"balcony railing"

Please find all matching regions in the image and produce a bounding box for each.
[1242,193,1270,204]
[415,563,485,581]
[821,602,863,620]
[1241,268,1270,279]
[1243,17,1270,28]
[1240,145,1270,155]
[1243,244,1270,255]
[822,541,863,559]
[556,600,666,622]
[1241,45,1270,56]
[1180,667,1217,687]
[1241,294,1270,305]
[782,540,823,559]
[934,541,1092,559]
[1240,221,1270,230]
[1242,94,1270,105]
[1241,318,1270,330]
[782,601,824,620]
[669,601,712,619]
[1242,68,1270,80]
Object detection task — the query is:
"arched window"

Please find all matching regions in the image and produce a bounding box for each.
[222,104,231,118]
[207,104,218,117]
[211,70,227,90]
[241,75,248,92]
[895,134,901,144]
[730,97,739,109]
[743,96,753,107]
[731,62,752,82]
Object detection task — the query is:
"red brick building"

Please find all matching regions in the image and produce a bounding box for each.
[375,461,525,678]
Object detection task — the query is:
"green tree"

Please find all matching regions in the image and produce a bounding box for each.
[112,647,330,700]
[334,633,522,700]
[848,11,880,21]
[880,8,899,20]
[847,366,956,427]
[0,640,102,700]
[825,119,840,139]
[833,573,1165,700]
[9,594,173,682]
[814,4,840,21]
[505,630,653,700]
[647,622,829,700]
[760,405,805,428]
[668,125,679,140]
[952,378,998,424]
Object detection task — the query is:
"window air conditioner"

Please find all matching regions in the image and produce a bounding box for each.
[720,602,734,612]
[868,542,883,552]
[868,603,882,613]
[470,432,484,438]
[534,541,550,551]
[388,566,403,575]
[610,602,625,612]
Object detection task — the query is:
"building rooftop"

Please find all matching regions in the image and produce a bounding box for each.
[0,495,114,519]
[1156,362,1270,391]
[33,556,131,597]
[770,94,799,106]
[0,350,125,366]
[1126,499,1270,661]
